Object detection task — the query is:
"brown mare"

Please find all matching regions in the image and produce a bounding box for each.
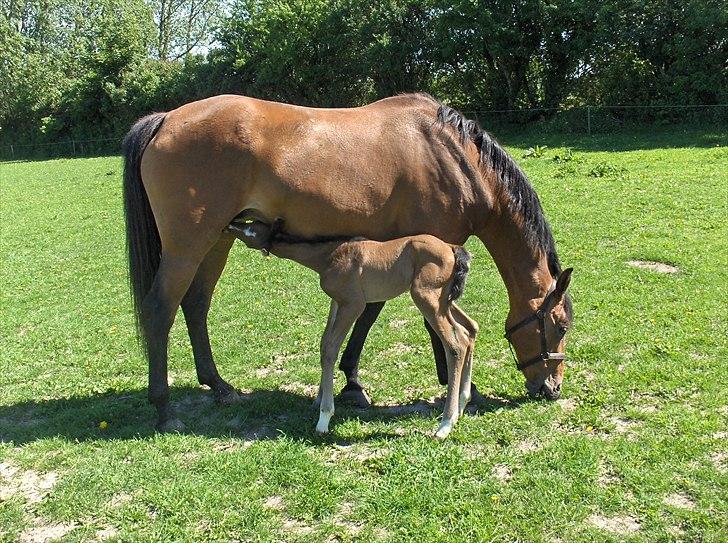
[122,93,574,432]
[227,219,478,439]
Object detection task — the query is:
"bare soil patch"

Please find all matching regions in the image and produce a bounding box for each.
[587,513,641,535]
[0,461,58,504]
[662,493,696,510]
[491,463,512,482]
[19,520,76,543]
[626,260,679,273]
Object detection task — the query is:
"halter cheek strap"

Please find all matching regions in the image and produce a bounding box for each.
[504,290,566,371]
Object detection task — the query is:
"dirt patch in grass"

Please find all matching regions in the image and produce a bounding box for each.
[0,461,58,504]
[515,439,541,453]
[263,495,285,511]
[626,260,679,273]
[709,451,726,473]
[389,319,409,329]
[279,382,319,398]
[107,491,137,508]
[597,463,619,488]
[281,517,314,536]
[382,342,414,356]
[587,513,641,535]
[556,398,577,412]
[333,501,363,537]
[663,493,696,510]
[491,463,512,482]
[94,526,119,541]
[19,520,76,543]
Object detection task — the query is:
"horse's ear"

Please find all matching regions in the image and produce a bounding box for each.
[553,268,573,304]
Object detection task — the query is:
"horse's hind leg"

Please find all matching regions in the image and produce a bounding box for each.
[424,319,448,385]
[337,301,385,407]
[143,252,208,432]
[181,234,240,404]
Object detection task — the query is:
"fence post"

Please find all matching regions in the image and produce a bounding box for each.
[10,144,13,159]
[72,140,76,155]
[587,106,592,135]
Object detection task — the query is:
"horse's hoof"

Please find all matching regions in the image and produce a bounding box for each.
[337,388,371,408]
[157,417,186,433]
[434,426,452,440]
[470,383,485,405]
[215,389,243,406]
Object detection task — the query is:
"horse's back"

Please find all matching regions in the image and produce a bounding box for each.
[138,93,480,250]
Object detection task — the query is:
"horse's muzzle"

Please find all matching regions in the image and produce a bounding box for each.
[526,380,561,401]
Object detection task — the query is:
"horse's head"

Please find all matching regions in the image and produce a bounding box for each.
[505,268,573,400]
[226,220,274,252]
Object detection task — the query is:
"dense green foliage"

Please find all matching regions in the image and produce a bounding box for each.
[1,0,727,148]
[1,129,726,540]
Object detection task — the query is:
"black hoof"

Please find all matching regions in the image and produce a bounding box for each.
[337,388,372,408]
[156,417,186,433]
[469,383,485,404]
[215,388,243,406]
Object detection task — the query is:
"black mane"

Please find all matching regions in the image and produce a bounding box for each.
[435,103,562,277]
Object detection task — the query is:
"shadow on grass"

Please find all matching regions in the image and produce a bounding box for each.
[0,386,525,446]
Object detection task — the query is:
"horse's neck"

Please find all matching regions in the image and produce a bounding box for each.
[269,241,336,275]
[478,212,552,314]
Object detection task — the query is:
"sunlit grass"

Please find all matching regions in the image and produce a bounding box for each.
[1,128,726,542]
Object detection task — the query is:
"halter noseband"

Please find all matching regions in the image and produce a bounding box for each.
[504,289,566,371]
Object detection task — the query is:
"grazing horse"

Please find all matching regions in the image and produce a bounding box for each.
[122,93,574,432]
[227,219,478,439]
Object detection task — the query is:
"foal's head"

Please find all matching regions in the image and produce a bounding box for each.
[505,268,573,401]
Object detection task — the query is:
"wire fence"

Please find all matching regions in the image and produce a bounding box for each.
[1,137,120,162]
[1,104,726,161]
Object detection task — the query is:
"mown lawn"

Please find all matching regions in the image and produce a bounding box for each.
[1,127,726,542]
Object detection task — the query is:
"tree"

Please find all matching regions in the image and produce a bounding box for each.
[152,0,223,61]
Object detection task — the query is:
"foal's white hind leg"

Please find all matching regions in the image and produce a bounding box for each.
[451,304,478,416]
[316,300,365,434]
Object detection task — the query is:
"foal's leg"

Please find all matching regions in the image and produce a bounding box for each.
[317,300,366,434]
[450,303,479,416]
[411,292,467,440]
[337,301,385,407]
[426,316,483,402]
[143,252,208,432]
[181,234,241,404]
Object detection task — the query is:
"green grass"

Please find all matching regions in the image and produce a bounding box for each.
[1,127,727,542]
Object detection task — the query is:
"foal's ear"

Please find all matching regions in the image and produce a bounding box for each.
[553,268,573,304]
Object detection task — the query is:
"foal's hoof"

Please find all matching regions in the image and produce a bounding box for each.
[215,389,243,406]
[337,388,372,408]
[434,424,453,441]
[157,417,186,434]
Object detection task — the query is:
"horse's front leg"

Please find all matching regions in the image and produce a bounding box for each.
[337,301,386,407]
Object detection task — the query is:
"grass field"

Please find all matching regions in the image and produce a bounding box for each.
[1,128,726,542]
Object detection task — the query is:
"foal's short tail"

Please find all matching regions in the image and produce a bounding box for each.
[448,246,472,302]
[122,112,167,339]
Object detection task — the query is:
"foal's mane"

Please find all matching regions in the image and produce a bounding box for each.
[434,100,562,278]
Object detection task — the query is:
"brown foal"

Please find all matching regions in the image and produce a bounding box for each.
[228,219,478,439]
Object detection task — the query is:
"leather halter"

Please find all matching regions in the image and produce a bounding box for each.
[504,289,566,371]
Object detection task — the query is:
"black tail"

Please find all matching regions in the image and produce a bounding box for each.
[122,113,166,341]
[448,246,472,302]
